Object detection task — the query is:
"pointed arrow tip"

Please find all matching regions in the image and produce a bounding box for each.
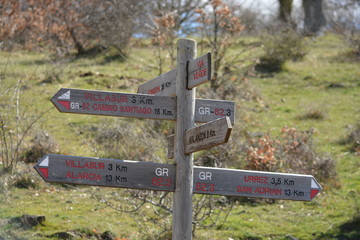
[310,189,320,199]
[311,178,321,189]
[310,177,322,200]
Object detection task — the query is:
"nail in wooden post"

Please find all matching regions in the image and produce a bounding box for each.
[172,39,196,239]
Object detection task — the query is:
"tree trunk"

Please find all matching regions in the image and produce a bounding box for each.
[278,0,293,24]
[303,0,326,35]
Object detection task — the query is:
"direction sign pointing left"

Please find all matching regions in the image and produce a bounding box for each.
[34,154,176,192]
[51,88,235,124]
[137,53,211,96]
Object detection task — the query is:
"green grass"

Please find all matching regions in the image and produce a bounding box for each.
[1,34,360,239]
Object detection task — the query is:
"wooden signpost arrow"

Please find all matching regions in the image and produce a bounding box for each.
[187,52,211,89]
[167,117,232,159]
[137,69,177,96]
[34,154,176,192]
[137,53,211,96]
[34,154,322,202]
[51,88,177,121]
[192,167,322,201]
[51,88,235,124]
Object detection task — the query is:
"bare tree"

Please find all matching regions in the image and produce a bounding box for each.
[278,0,294,25]
[86,0,149,57]
[0,0,147,56]
[150,0,209,34]
[324,0,360,33]
[303,0,326,35]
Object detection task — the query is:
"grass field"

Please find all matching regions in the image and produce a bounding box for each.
[1,34,360,239]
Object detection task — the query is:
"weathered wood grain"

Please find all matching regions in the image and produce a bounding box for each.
[167,117,232,158]
[137,69,177,96]
[136,53,211,97]
[172,39,196,240]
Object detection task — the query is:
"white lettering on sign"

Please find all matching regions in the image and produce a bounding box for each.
[199,171,212,181]
[155,168,169,176]
[198,107,210,115]
[70,102,80,109]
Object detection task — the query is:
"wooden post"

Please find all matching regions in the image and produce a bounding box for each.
[172,39,196,239]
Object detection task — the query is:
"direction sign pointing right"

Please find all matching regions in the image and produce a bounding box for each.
[193,167,322,201]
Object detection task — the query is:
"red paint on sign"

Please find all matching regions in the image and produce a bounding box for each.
[66,171,102,181]
[310,189,319,199]
[58,100,70,110]
[66,160,105,170]
[39,167,48,179]
[197,60,205,69]
[244,176,268,184]
[148,86,161,94]
[193,68,207,80]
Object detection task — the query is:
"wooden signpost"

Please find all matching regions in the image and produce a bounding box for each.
[35,39,322,240]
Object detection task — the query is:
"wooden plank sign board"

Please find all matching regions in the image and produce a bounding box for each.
[51,88,177,121]
[34,154,322,201]
[34,154,176,192]
[187,53,211,89]
[167,117,232,158]
[51,88,235,124]
[137,53,211,96]
[192,167,322,201]
[137,69,177,96]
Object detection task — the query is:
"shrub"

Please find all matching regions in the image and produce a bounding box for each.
[244,126,336,183]
[345,123,360,154]
[85,119,167,162]
[349,34,360,59]
[21,131,58,163]
[11,171,40,189]
[297,107,327,120]
[256,29,306,72]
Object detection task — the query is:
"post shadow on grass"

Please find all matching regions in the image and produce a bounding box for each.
[316,217,360,240]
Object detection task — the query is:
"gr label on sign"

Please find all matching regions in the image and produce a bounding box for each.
[199,171,212,181]
[155,168,169,176]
